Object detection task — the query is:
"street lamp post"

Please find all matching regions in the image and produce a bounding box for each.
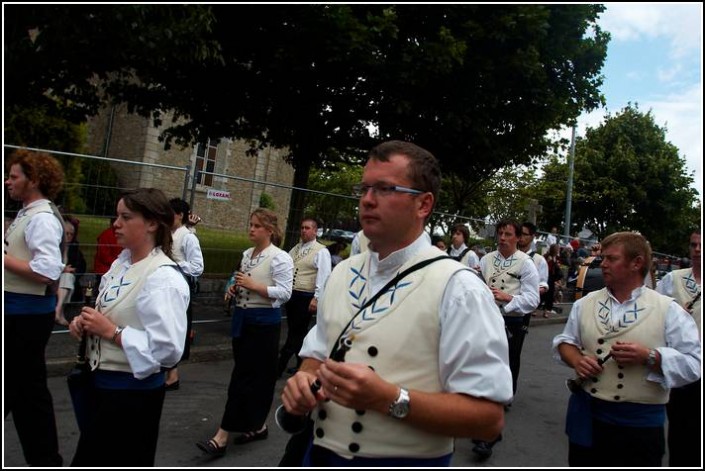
[564,125,576,240]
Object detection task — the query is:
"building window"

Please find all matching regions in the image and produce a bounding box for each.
[195,139,218,186]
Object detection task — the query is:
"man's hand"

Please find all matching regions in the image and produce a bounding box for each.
[317,360,398,414]
[281,370,322,415]
[188,213,202,226]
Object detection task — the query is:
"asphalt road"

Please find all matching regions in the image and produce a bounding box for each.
[4,307,605,468]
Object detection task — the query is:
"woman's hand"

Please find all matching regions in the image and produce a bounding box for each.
[77,306,116,341]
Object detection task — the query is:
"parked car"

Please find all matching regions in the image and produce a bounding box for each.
[323,229,356,242]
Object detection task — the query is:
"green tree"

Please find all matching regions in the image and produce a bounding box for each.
[535,104,699,252]
[304,162,362,231]
[5,5,609,248]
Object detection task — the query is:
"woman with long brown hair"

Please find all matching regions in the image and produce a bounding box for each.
[69,188,189,466]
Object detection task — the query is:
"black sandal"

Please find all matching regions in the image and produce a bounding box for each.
[196,438,227,457]
[233,426,268,445]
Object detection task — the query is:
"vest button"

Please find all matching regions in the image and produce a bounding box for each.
[617,373,624,379]
[367,346,378,357]
[617,384,624,389]
[591,377,598,383]
[596,349,602,355]
[614,395,621,401]
[355,409,366,416]
[348,443,360,453]
[351,422,363,433]
[590,388,597,394]
[597,338,605,344]
[315,427,325,438]
[318,409,327,420]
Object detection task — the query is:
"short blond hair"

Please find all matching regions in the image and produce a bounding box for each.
[601,232,652,278]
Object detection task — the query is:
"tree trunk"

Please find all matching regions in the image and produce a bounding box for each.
[283,157,313,251]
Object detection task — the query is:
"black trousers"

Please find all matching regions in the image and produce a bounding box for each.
[222,322,281,432]
[277,291,314,376]
[4,312,63,467]
[504,315,531,395]
[569,418,664,467]
[71,384,166,466]
[667,379,701,467]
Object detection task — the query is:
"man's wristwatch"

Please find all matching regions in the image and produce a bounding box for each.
[388,387,410,419]
[646,349,658,367]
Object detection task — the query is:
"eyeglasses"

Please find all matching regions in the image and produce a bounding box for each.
[352,183,424,198]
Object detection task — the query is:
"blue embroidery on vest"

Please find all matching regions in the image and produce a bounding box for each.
[683,272,699,295]
[619,303,644,329]
[349,263,368,309]
[347,264,413,330]
[598,298,612,332]
[102,276,132,303]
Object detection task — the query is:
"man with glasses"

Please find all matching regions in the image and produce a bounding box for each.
[280,140,512,466]
[656,229,701,467]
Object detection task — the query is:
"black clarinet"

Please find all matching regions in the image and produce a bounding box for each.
[275,336,354,434]
[686,292,701,312]
[75,281,96,369]
[566,353,613,393]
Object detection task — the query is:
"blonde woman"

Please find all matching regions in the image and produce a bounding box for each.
[197,208,293,457]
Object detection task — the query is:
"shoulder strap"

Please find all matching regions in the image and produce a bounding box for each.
[329,255,451,359]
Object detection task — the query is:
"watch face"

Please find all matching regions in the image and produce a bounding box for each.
[392,402,409,418]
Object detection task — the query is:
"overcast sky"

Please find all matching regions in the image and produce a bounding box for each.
[560,3,702,196]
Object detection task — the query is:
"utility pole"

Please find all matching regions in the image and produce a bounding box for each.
[564,125,576,240]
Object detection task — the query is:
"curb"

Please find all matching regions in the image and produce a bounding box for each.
[45,317,567,378]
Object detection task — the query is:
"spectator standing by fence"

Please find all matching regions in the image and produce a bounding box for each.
[55,218,86,326]
[93,217,121,287]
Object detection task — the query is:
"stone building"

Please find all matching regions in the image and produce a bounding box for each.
[85,104,295,232]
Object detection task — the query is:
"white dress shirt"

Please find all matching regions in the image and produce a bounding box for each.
[552,286,701,389]
[300,234,513,404]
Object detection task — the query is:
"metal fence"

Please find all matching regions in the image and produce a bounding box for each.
[4,144,687,311]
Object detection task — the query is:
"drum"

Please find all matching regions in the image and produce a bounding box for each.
[574,256,605,300]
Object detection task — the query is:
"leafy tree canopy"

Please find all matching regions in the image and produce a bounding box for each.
[534,104,699,254]
[5,4,609,247]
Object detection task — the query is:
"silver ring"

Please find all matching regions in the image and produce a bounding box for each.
[334,386,339,392]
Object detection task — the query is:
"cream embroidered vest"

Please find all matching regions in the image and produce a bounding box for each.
[171,225,190,263]
[290,240,325,292]
[4,202,60,295]
[578,288,671,404]
[235,245,278,309]
[482,250,529,316]
[671,268,702,340]
[88,249,176,373]
[314,247,464,459]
